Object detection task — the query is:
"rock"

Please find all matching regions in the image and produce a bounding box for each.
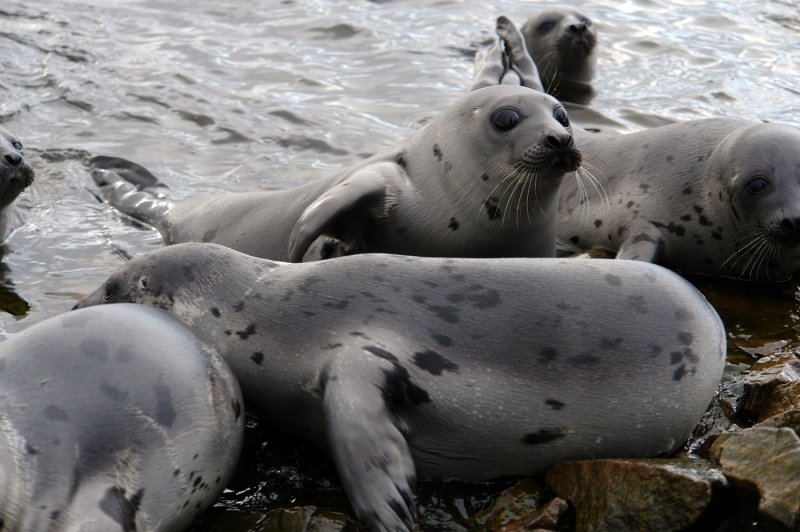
[190,507,358,532]
[736,351,800,423]
[470,478,546,529]
[757,408,800,434]
[545,457,726,532]
[709,427,800,531]
[502,497,568,531]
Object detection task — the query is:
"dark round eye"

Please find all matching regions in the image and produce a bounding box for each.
[538,21,556,34]
[553,106,570,127]
[492,108,521,132]
[12,141,23,152]
[140,278,148,289]
[583,19,593,27]
[746,176,769,195]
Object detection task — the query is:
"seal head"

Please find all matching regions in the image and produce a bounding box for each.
[0,125,35,211]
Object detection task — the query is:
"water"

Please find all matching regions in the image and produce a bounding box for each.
[1,0,800,528]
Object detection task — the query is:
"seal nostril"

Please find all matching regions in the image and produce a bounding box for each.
[568,23,585,34]
[546,135,562,150]
[4,153,22,166]
[781,218,798,234]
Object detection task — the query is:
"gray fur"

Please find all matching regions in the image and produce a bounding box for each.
[477,17,800,281]
[76,243,726,532]
[0,125,35,240]
[89,85,578,262]
[0,305,243,532]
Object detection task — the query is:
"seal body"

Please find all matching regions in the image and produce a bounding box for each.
[89,85,580,262]
[0,125,35,240]
[561,120,800,281]
[0,304,244,532]
[76,243,727,532]
[520,9,597,102]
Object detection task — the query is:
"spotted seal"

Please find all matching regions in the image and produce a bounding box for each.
[478,17,800,281]
[75,243,726,531]
[519,9,597,102]
[88,85,580,262]
[0,125,35,240]
[0,304,244,531]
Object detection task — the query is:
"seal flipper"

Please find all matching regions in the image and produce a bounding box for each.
[322,347,418,532]
[288,163,397,263]
[91,168,173,235]
[495,16,545,92]
[88,156,169,191]
[617,223,665,262]
[469,37,506,92]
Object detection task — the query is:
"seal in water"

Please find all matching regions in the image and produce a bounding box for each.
[87,85,580,262]
[76,243,727,532]
[520,9,597,102]
[0,304,244,531]
[0,125,36,240]
[477,17,800,281]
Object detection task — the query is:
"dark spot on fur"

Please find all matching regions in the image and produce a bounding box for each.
[673,364,687,381]
[539,347,559,362]
[50,510,60,520]
[174,469,180,476]
[193,476,202,487]
[325,343,343,350]
[671,351,683,364]
[381,365,431,412]
[364,345,398,362]
[465,284,501,308]
[600,337,624,350]
[232,301,245,312]
[626,201,635,209]
[100,382,129,402]
[711,231,722,240]
[545,399,565,410]
[680,215,692,222]
[485,197,501,220]
[481,172,489,182]
[594,219,603,228]
[571,354,599,365]
[678,332,693,345]
[224,330,232,336]
[412,350,459,376]
[448,217,459,230]
[651,221,686,237]
[699,215,711,226]
[251,352,264,365]
[323,299,350,309]
[444,161,452,173]
[433,144,442,161]
[395,153,407,168]
[666,155,674,162]
[153,382,177,427]
[81,339,108,362]
[683,187,692,195]
[26,443,37,455]
[232,399,241,420]
[99,486,144,532]
[236,323,256,339]
[639,183,649,192]
[569,236,579,244]
[211,307,220,317]
[605,274,622,287]
[432,334,452,347]
[44,405,69,422]
[522,428,565,445]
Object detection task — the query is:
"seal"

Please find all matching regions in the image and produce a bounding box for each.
[0,125,36,240]
[478,18,800,281]
[87,84,580,262]
[0,304,244,531]
[75,242,727,532]
[519,9,597,102]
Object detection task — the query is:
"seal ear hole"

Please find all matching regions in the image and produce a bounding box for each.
[491,108,521,132]
[140,278,148,290]
[103,283,113,302]
[746,176,769,195]
[553,106,570,128]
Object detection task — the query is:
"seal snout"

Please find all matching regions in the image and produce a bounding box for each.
[779,217,800,242]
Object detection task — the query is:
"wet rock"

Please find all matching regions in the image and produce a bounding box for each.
[757,408,800,433]
[709,427,800,531]
[470,478,546,529]
[545,457,726,532]
[736,351,800,423]
[683,363,748,453]
[502,497,568,531]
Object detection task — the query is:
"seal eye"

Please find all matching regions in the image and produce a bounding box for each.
[553,106,570,128]
[492,108,521,132]
[12,141,23,152]
[538,21,556,34]
[103,284,113,301]
[746,176,769,195]
[583,19,593,27]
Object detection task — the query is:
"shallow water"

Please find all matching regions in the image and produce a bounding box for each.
[1,0,800,528]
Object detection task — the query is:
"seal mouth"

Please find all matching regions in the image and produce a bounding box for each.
[520,145,583,177]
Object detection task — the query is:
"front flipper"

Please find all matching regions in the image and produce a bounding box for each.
[617,223,665,262]
[468,35,506,92]
[91,169,173,231]
[322,347,418,532]
[495,16,545,92]
[88,156,169,192]
[288,163,398,263]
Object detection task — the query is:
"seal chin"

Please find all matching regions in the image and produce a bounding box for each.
[0,166,35,190]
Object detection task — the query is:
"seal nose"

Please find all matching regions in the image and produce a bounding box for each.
[545,133,574,151]
[568,22,587,35]
[780,218,800,237]
[3,153,22,166]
